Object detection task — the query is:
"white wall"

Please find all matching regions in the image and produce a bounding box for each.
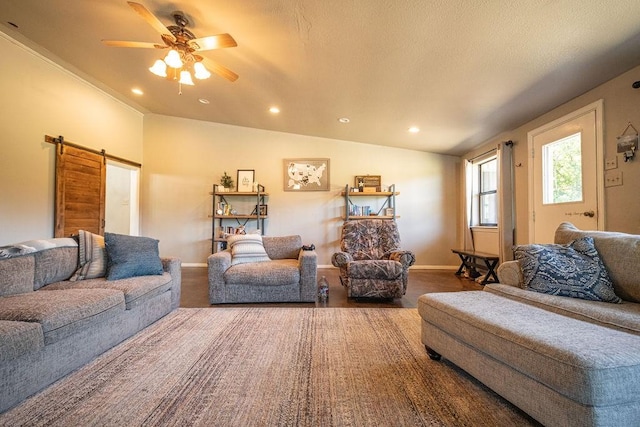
[0,30,460,267]
[0,31,144,244]
[471,227,499,254]
[465,64,640,243]
[6,21,639,268]
[141,114,460,266]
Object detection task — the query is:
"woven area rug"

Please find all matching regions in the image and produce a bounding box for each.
[0,308,538,426]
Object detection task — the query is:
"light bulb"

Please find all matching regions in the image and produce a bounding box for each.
[193,62,211,79]
[164,49,183,68]
[179,70,194,85]
[148,59,167,77]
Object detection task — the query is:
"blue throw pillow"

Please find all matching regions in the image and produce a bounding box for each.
[514,237,621,303]
[104,233,163,281]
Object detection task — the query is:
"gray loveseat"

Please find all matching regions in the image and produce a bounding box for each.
[0,235,181,413]
[208,235,317,304]
[418,223,640,427]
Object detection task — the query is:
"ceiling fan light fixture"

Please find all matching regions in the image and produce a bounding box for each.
[193,62,211,80]
[149,59,168,77]
[179,70,195,86]
[164,49,183,68]
[102,2,238,87]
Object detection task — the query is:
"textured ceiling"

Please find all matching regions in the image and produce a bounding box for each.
[2,0,640,155]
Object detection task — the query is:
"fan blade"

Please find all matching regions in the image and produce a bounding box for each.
[190,34,237,51]
[202,58,239,82]
[127,1,175,42]
[102,40,166,49]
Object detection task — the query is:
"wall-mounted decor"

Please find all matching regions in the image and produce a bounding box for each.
[355,175,382,192]
[237,169,255,192]
[283,158,330,191]
[617,122,638,162]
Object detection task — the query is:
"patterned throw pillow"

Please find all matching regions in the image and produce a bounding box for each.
[514,237,621,303]
[70,230,107,281]
[104,233,163,280]
[227,234,271,265]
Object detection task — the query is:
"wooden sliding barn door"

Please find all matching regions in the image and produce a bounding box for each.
[55,145,106,237]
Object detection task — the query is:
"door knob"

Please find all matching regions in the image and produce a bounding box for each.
[583,210,595,218]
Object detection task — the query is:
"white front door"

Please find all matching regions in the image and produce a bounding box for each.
[528,100,604,243]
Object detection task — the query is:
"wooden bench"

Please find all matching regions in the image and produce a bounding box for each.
[451,249,499,285]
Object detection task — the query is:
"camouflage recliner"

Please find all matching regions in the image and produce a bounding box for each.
[331,219,415,298]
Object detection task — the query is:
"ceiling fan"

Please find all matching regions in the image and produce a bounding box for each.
[102,1,238,84]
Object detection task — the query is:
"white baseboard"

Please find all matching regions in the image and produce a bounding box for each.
[181,263,458,270]
[409,265,459,270]
[317,264,458,270]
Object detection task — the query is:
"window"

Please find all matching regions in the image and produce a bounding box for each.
[542,132,583,204]
[478,158,497,226]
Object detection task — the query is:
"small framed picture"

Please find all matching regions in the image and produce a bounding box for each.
[384,208,394,217]
[355,175,382,191]
[237,169,255,192]
[257,204,268,216]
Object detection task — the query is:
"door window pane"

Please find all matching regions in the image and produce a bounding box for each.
[542,133,583,204]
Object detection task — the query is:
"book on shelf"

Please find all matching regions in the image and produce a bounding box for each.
[349,205,372,216]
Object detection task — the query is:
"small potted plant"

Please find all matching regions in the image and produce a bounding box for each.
[220,172,234,192]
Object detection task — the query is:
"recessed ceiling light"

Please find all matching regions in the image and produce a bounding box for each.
[131,88,143,95]
[338,117,350,123]
[408,126,420,133]
[198,98,210,104]
[269,106,280,114]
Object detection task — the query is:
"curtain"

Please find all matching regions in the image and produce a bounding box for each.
[462,159,474,251]
[496,142,514,261]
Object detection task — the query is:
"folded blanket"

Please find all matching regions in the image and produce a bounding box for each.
[0,244,36,259]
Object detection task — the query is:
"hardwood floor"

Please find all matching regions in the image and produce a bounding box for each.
[180,267,483,308]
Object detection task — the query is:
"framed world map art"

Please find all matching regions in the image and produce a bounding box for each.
[283,158,330,191]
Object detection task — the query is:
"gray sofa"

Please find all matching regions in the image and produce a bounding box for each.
[208,235,317,304]
[418,223,640,427]
[0,236,181,413]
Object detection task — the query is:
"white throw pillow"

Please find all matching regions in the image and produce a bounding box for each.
[227,234,270,265]
[70,230,107,281]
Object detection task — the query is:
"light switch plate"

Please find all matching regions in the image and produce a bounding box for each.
[605,157,618,170]
[605,170,623,187]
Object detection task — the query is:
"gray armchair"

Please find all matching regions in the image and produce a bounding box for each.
[208,235,317,304]
[331,219,415,298]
